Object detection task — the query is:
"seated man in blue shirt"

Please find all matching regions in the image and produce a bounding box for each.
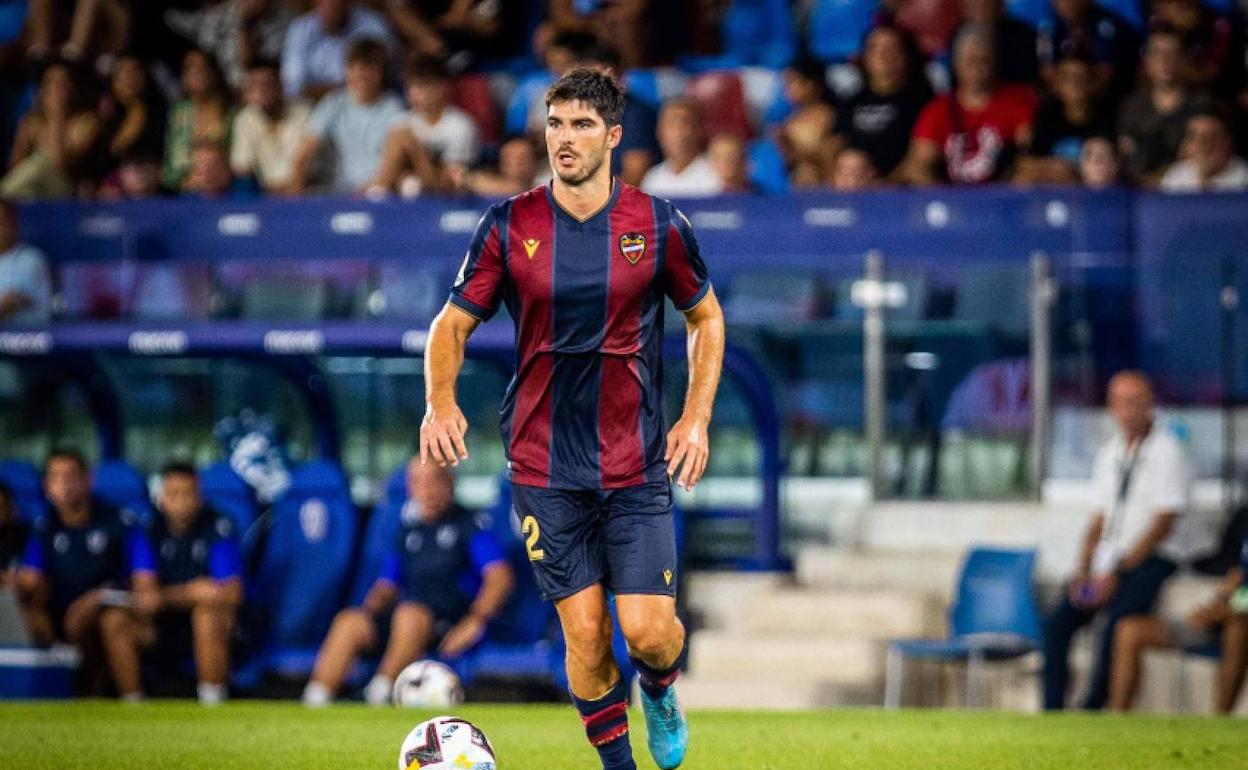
[14,449,159,699]
[302,460,514,706]
[148,462,243,706]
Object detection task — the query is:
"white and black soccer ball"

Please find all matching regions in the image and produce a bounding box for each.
[398,715,496,770]
[392,660,465,709]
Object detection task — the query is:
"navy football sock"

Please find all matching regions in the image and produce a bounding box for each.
[572,678,636,770]
[631,639,688,701]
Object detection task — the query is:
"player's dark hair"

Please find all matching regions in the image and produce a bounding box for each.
[44,448,88,475]
[544,67,625,127]
[407,55,450,83]
[346,37,388,69]
[160,461,198,481]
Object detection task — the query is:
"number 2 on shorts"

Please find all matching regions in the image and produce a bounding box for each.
[521,515,544,561]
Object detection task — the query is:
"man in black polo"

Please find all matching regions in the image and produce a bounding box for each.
[15,449,159,698]
[148,462,243,705]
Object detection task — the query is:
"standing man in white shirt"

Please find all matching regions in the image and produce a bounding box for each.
[640,99,723,198]
[0,200,52,326]
[1043,370,1193,710]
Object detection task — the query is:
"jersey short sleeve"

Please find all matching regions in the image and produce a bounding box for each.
[662,207,711,312]
[378,550,402,586]
[19,520,46,571]
[468,529,505,574]
[447,207,508,321]
[126,528,157,576]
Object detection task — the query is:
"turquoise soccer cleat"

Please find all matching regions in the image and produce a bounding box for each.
[639,686,688,770]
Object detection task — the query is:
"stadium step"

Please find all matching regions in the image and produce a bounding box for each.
[688,632,885,685]
[737,588,945,640]
[671,674,881,710]
[794,547,963,600]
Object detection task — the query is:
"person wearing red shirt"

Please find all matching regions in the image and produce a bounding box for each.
[900,24,1035,185]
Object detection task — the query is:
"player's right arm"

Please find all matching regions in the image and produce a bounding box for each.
[422,206,509,467]
[422,304,480,467]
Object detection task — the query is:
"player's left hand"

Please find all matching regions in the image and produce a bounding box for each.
[438,615,486,659]
[666,415,710,491]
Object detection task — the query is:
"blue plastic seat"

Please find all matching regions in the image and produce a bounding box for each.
[199,461,260,535]
[747,138,789,195]
[251,460,359,677]
[885,547,1042,708]
[348,496,403,607]
[1004,0,1053,29]
[724,0,797,68]
[808,0,878,63]
[1095,0,1143,28]
[91,459,156,524]
[0,460,46,522]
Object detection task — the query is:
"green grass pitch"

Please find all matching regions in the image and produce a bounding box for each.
[0,701,1241,769]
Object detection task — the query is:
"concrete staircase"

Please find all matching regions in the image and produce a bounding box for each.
[679,565,951,709]
[680,549,1242,713]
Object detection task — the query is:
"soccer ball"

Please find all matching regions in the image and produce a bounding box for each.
[398,716,496,770]
[392,660,465,708]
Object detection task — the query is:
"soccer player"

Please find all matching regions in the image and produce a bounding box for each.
[14,449,159,698]
[420,68,725,770]
[302,459,514,707]
[148,462,243,705]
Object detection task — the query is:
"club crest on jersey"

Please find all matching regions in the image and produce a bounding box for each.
[522,238,540,259]
[619,232,646,264]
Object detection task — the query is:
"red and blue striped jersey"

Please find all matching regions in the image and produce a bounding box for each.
[448,181,711,490]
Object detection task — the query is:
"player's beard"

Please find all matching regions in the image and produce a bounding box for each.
[553,144,607,186]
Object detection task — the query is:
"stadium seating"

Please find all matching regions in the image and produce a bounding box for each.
[685,71,753,140]
[1095,0,1144,28]
[884,547,1042,708]
[91,459,156,524]
[680,0,797,70]
[130,263,215,321]
[449,73,502,147]
[746,138,789,195]
[247,460,359,677]
[199,461,260,536]
[0,460,45,522]
[807,0,878,63]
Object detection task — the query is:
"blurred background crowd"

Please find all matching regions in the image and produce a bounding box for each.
[2,0,1248,202]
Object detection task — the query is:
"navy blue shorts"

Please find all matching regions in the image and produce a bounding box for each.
[511,480,678,602]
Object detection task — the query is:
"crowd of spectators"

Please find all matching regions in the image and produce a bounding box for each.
[1,0,1248,200]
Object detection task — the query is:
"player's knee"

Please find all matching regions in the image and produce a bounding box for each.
[393,602,434,628]
[622,624,670,660]
[562,613,612,658]
[98,607,131,639]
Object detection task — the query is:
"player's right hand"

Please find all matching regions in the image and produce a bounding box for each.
[421,401,470,467]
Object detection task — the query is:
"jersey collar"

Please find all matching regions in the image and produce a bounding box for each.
[545,178,621,225]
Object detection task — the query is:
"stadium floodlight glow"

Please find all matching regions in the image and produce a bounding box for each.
[850,279,908,310]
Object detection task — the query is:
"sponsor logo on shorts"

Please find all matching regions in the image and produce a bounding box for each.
[663,569,673,587]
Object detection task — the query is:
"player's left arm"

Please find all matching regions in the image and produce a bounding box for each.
[667,288,725,491]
